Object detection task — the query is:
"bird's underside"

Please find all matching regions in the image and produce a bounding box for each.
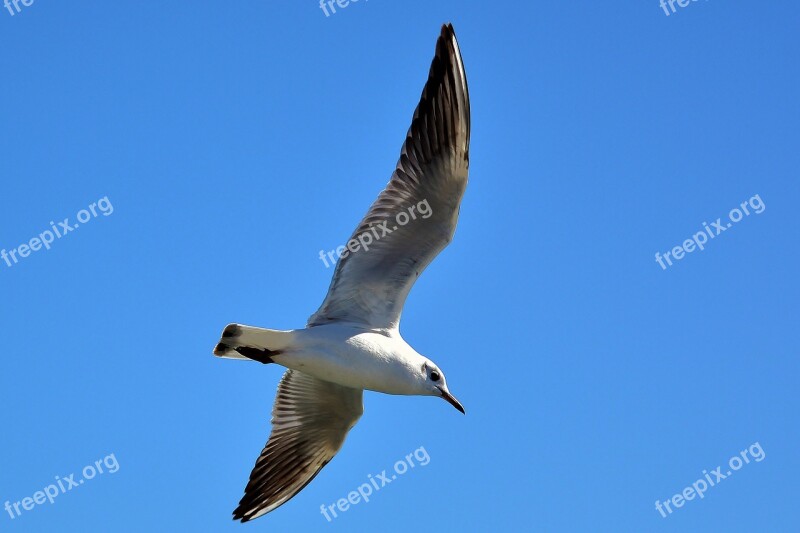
[221,23,471,522]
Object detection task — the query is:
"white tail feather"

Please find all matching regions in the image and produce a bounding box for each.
[213,324,295,362]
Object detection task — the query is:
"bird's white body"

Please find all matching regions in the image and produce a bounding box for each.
[273,325,429,395]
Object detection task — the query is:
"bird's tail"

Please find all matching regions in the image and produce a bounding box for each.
[213,324,295,364]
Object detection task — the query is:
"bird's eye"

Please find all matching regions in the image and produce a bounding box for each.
[430,370,440,382]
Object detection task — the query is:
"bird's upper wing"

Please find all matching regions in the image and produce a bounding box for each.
[308,24,470,330]
[232,370,363,522]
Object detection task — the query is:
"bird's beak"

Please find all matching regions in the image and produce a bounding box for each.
[437,386,465,414]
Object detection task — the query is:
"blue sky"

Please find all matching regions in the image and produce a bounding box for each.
[1,1,798,532]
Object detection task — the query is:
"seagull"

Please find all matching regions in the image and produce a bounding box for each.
[214,23,470,523]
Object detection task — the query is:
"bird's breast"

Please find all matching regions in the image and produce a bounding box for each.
[277,327,419,394]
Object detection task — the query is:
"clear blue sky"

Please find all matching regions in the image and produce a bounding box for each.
[1,1,798,532]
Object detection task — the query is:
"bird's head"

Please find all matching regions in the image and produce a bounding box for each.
[420,360,464,414]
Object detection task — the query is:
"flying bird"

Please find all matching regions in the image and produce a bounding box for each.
[214,23,470,522]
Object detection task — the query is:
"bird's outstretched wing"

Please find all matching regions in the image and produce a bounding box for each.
[233,370,363,522]
[308,23,471,330]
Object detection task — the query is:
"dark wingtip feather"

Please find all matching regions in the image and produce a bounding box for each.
[232,505,248,522]
[419,22,470,159]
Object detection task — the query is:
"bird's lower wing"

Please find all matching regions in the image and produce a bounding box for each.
[233,370,363,522]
